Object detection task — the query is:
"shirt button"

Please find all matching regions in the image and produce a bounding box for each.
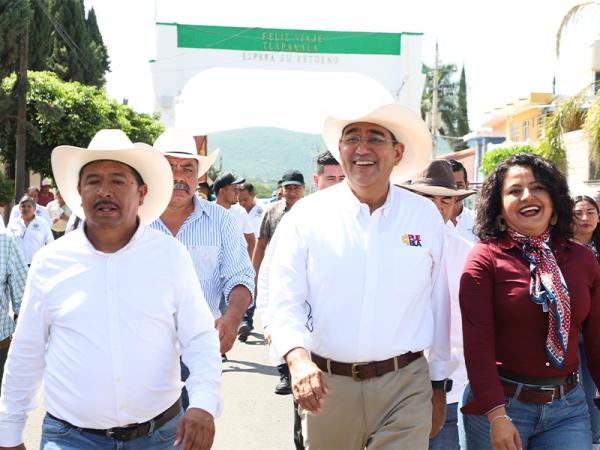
[545,362,550,367]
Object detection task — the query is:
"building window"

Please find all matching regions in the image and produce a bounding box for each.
[523,120,529,141]
[510,122,519,142]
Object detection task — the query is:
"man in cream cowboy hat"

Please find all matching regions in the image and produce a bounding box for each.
[0,129,222,450]
[266,104,456,449]
[150,128,254,406]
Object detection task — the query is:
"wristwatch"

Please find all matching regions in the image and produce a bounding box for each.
[431,379,453,392]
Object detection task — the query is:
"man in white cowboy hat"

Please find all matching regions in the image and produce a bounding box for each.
[266,103,457,449]
[150,128,254,403]
[398,159,475,450]
[0,129,221,450]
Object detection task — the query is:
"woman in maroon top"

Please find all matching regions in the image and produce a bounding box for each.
[459,153,600,450]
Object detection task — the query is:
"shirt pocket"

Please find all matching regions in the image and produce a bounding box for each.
[189,245,219,282]
[389,247,432,293]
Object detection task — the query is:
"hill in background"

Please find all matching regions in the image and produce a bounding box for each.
[207,127,327,185]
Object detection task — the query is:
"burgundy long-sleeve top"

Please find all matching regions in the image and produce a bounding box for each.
[459,233,600,415]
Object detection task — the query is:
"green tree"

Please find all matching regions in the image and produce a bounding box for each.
[456,65,470,142]
[84,7,110,86]
[421,62,459,138]
[480,145,542,177]
[0,71,164,177]
[47,0,109,87]
[28,0,52,71]
[0,0,31,79]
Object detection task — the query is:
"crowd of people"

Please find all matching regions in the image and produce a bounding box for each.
[0,102,599,450]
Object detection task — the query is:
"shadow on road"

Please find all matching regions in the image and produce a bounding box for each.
[223,359,279,376]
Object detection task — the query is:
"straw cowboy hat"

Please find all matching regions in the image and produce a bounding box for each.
[153,128,220,177]
[51,129,174,224]
[322,103,432,183]
[400,160,476,197]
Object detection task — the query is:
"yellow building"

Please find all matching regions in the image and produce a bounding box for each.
[482,92,554,144]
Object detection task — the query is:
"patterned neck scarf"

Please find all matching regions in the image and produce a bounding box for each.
[507,227,571,368]
[585,242,599,262]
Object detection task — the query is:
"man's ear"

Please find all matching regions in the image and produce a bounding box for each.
[394,142,405,165]
[138,184,149,206]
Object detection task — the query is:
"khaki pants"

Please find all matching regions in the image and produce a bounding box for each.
[300,355,432,450]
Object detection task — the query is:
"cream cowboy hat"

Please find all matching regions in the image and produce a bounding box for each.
[153,128,220,177]
[322,103,432,184]
[51,129,174,224]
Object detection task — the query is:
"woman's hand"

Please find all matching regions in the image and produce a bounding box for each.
[488,407,522,450]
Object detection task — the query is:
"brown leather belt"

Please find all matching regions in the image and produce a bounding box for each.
[0,336,10,350]
[502,382,577,404]
[311,351,423,381]
[47,398,181,442]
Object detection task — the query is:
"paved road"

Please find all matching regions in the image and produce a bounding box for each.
[22,319,295,449]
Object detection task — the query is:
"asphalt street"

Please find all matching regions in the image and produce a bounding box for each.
[22,318,295,449]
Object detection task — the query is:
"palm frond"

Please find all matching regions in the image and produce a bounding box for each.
[556,2,598,57]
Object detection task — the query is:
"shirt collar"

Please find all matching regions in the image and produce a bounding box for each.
[340,180,394,218]
[82,220,146,255]
[497,229,569,251]
[192,195,212,218]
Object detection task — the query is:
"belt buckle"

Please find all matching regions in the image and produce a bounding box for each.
[538,386,556,404]
[351,362,368,381]
[105,429,115,439]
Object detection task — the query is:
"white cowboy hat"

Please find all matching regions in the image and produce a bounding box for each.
[153,128,220,177]
[51,129,174,224]
[322,103,432,184]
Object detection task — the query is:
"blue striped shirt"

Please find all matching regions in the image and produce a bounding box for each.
[0,231,28,340]
[151,196,255,318]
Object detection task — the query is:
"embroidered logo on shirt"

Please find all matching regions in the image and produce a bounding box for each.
[402,233,422,247]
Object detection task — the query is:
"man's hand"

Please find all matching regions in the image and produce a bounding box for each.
[488,408,521,450]
[174,407,215,450]
[0,444,26,450]
[286,348,328,413]
[214,315,238,353]
[429,388,447,438]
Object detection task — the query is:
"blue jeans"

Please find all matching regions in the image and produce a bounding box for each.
[580,340,600,444]
[40,409,183,449]
[241,304,255,328]
[429,402,459,450]
[460,382,592,450]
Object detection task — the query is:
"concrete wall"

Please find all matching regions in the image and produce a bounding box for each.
[565,129,590,186]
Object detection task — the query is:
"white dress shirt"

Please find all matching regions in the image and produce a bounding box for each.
[442,225,473,403]
[10,203,52,226]
[447,206,477,243]
[7,216,54,264]
[247,203,265,237]
[0,225,221,447]
[229,204,255,235]
[268,181,456,380]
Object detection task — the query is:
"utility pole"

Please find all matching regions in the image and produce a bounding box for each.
[15,23,29,203]
[431,42,440,153]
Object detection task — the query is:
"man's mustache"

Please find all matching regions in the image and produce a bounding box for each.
[173,182,190,193]
[93,199,118,209]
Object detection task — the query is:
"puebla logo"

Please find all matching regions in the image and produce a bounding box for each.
[402,233,422,247]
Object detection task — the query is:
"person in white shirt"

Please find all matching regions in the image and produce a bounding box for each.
[267,103,456,449]
[9,187,52,226]
[0,129,221,450]
[7,196,53,265]
[238,182,264,237]
[214,172,256,258]
[397,159,475,450]
[447,159,478,243]
[45,190,72,239]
